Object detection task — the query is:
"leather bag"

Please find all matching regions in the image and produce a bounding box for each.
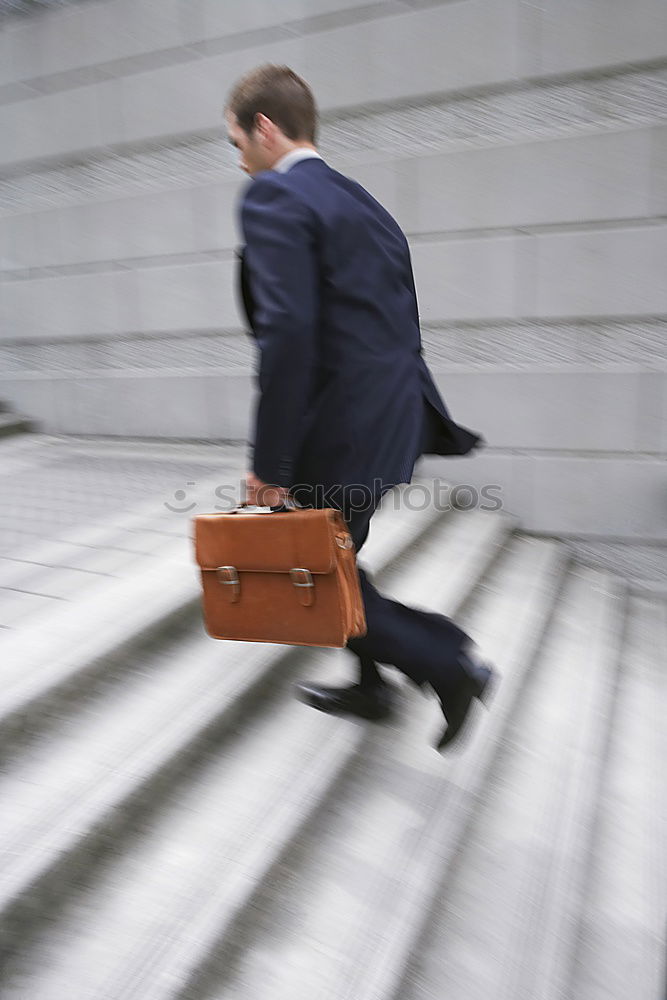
[192,504,367,648]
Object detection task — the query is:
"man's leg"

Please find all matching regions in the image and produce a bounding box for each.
[295,487,494,748]
[346,504,385,692]
[346,567,468,690]
[345,503,468,693]
[294,490,390,718]
[348,501,495,748]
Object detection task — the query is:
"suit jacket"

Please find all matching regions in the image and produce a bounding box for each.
[237,158,481,493]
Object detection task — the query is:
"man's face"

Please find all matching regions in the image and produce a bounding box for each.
[226,112,272,176]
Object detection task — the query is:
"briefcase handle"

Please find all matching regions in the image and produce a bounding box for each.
[230,499,303,515]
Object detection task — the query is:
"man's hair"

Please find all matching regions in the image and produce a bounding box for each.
[226,65,317,143]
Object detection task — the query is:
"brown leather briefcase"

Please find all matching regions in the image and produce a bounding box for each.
[192,505,367,648]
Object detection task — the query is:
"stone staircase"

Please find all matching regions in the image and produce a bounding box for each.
[0,487,664,1000]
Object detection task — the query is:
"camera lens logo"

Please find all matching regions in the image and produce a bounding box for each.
[164,482,197,512]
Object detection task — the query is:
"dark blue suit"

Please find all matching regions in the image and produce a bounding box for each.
[239,157,479,694]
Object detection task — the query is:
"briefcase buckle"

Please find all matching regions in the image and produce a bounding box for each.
[216,565,240,603]
[290,567,314,607]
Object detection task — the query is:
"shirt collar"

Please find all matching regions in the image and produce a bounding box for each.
[273,148,323,174]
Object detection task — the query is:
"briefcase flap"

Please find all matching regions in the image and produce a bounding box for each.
[193,508,340,575]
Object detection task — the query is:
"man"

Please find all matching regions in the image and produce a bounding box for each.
[226,65,494,751]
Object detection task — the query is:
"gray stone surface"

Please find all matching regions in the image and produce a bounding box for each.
[568,540,667,592]
[405,129,654,235]
[132,258,240,333]
[410,235,518,322]
[528,454,667,540]
[0,367,257,438]
[435,371,648,452]
[522,224,667,319]
[417,448,667,544]
[115,57,225,148]
[569,595,666,1000]
[68,189,201,265]
[3,66,667,209]
[0,434,244,559]
[0,377,57,426]
[400,565,624,1000]
[2,119,661,272]
[521,0,667,77]
[191,180,244,255]
[302,0,519,108]
[423,321,584,370]
[2,2,89,81]
[1,79,108,164]
[0,498,519,1000]
[0,2,518,167]
[0,422,663,1000]
[3,0,665,104]
[0,0,409,90]
[4,321,667,379]
[1,269,127,340]
[0,433,247,635]
[197,536,565,1000]
[82,0,190,66]
[650,124,667,215]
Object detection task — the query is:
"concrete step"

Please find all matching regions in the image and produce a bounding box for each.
[0,441,249,635]
[0,502,483,938]
[0,476,436,626]
[569,594,667,1000]
[0,492,205,632]
[0,434,236,479]
[398,565,625,1000]
[0,507,516,997]
[0,437,245,565]
[0,435,73,479]
[0,486,443,718]
[0,689,366,998]
[0,531,199,733]
[0,466,433,634]
[198,534,567,1000]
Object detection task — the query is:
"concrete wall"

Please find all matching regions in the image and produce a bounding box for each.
[1,0,666,546]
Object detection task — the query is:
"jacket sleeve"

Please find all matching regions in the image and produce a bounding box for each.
[241,175,319,488]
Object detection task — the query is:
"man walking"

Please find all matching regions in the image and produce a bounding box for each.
[226,65,494,750]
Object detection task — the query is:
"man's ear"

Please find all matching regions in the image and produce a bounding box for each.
[254,113,273,142]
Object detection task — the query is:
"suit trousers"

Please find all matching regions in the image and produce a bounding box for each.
[333,488,470,697]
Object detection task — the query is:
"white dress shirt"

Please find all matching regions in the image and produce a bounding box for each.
[273,148,323,173]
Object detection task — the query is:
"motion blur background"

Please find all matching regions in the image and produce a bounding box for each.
[1,0,666,576]
[0,6,665,999]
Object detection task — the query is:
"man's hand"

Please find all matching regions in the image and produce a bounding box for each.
[245,472,291,508]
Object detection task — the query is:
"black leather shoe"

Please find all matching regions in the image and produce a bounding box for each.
[435,650,496,751]
[294,681,395,721]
